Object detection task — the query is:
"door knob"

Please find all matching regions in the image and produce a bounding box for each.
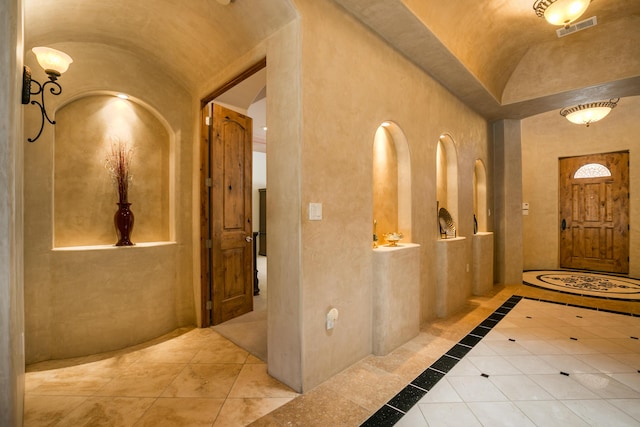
[245,235,253,242]
[561,219,567,231]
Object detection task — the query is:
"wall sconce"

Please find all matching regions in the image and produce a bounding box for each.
[533,0,590,28]
[22,47,73,142]
[560,98,619,127]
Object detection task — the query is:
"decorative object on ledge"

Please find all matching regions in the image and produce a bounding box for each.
[560,98,619,127]
[533,0,590,28]
[373,219,379,248]
[105,138,135,246]
[384,232,403,247]
[438,207,456,239]
[22,47,73,142]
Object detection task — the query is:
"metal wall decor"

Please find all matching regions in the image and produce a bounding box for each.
[438,207,456,239]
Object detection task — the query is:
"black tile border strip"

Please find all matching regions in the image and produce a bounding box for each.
[360,294,639,426]
[360,295,522,426]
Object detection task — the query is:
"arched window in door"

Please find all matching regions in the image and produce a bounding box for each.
[574,163,611,179]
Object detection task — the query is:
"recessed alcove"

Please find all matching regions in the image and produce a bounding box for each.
[472,159,494,294]
[54,94,172,248]
[372,121,411,243]
[435,133,471,316]
[371,121,419,354]
[436,133,459,234]
[473,159,488,232]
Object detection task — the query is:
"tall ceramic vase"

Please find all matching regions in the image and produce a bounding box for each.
[114,202,135,246]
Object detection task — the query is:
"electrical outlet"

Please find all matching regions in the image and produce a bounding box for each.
[326,308,339,330]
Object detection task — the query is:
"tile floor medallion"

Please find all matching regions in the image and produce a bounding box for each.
[523,270,640,301]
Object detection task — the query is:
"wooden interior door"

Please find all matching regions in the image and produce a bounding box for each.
[207,103,254,325]
[559,151,629,273]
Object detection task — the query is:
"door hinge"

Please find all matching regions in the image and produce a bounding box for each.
[206,177,212,187]
[206,239,212,248]
[205,116,212,126]
[206,301,212,310]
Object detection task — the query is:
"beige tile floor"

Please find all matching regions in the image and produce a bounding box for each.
[24,281,639,426]
[24,328,298,426]
[396,298,640,426]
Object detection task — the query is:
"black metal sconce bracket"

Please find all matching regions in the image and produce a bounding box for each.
[22,65,62,143]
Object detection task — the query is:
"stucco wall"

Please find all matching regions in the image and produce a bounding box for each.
[0,0,25,424]
[521,95,640,277]
[265,0,491,392]
[23,43,195,363]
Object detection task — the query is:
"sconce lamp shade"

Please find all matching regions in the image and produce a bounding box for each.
[22,46,73,142]
[560,98,619,127]
[533,0,590,27]
[32,47,73,76]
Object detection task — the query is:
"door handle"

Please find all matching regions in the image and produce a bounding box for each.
[561,219,566,231]
[245,235,253,242]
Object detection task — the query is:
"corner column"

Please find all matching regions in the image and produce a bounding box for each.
[493,120,523,285]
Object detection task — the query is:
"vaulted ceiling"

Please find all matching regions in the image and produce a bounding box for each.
[24,0,640,121]
[332,0,640,119]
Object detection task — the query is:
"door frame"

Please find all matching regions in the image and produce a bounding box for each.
[199,58,266,327]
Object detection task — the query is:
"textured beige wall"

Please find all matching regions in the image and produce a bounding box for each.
[23,44,195,363]
[272,0,491,391]
[372,244,421,355]
[54,95,170,247]
[265,19,304,391]
[522,95,640,277]
[0,0,25,424]
[435,238,471,317]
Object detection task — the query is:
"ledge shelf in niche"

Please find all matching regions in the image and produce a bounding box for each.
[52,241,176,252]
[437,236,466,243]
[373,242,419,252]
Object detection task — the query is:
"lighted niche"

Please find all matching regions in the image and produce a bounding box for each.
[54,94,172,247]
[473,159,488,232]
[373,122,412,244]
[436,134,459,237]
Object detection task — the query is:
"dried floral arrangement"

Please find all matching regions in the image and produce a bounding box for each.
[105,137,134,204]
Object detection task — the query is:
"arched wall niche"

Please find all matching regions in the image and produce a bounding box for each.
[53,92,174,247]
[372,121,412,243]
[473,159,488,232]
[436,133,459,236]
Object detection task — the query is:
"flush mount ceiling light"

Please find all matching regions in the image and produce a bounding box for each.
[533,0,591,28]
[560,98,619,127]
[22,47,73,142]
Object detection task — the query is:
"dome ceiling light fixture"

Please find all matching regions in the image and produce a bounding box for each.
[22,46,73,142]
[533,0,591,28]
[560,98,620,127]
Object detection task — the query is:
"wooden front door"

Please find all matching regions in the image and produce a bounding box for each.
[559,151,629,273]
[203,103,254,326]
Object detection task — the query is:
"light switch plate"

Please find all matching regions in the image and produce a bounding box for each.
[309,203,322,220]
